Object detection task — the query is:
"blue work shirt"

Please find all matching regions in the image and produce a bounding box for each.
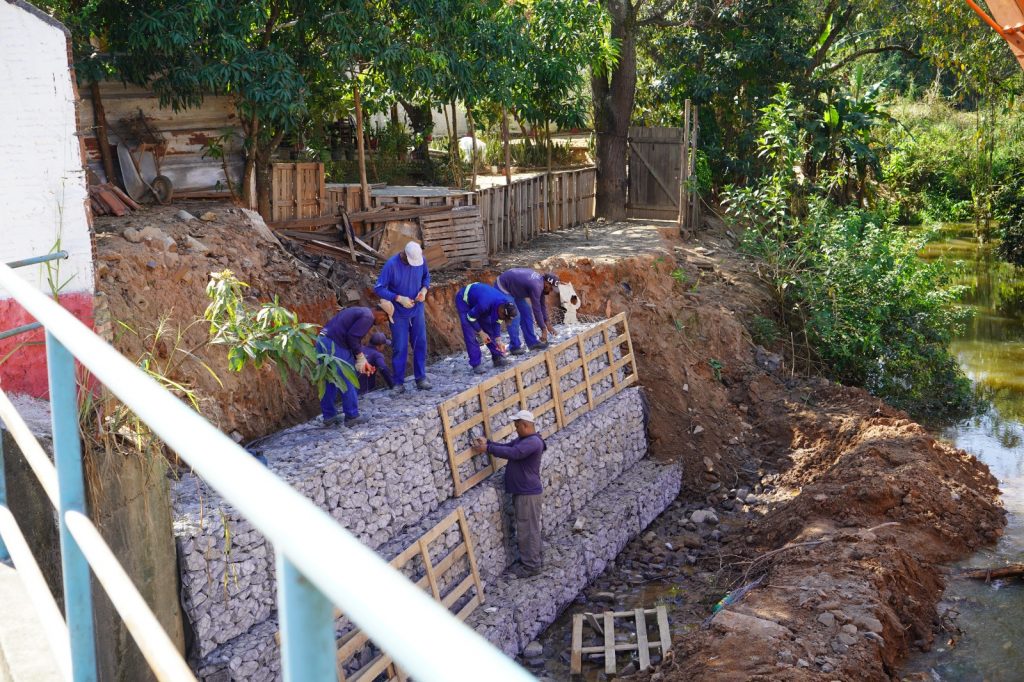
[497,268,549,327]
[374,254,430,314]
[459,283,513,335]
[361,346,394,388]
[321,307,374,355]
[486,433,545,495]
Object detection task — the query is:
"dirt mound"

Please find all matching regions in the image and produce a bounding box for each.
[92,204,342,439]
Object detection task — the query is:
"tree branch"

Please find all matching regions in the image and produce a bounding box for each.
[810,2,855,69]
[636,0,679,26]
[822,44,920,73]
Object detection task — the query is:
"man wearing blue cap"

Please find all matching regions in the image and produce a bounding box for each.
[374,241,433,393]
[317,302,391,427]
[359,332,395,394]
[454,281,518,374]
[496,268,559,353]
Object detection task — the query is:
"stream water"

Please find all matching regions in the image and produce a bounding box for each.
[902,223,1024,680]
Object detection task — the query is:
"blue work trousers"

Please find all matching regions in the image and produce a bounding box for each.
[455,299,501,367]
[390,305,427,383]
[316,337,359,420]
[506,297,540,350]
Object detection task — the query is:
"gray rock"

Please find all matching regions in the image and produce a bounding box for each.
[592,592,616,603]
[122,227,143,243]
[855,615,883,633]
[176,209,196,222]
[841,623,858,635]
[186,236,210,253]
[523,641,543,658]
[817,612,836,628]
[837,632,857,646]
[690,509,719,525]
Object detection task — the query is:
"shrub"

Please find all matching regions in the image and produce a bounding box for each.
[748,316,780,347]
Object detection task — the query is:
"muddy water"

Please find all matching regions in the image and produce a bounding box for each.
[903,223,1024,680]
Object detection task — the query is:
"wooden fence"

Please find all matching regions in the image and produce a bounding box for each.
[438,313,637,497]
[477,167,596,255]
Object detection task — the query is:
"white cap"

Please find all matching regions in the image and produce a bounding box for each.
[510,409,535,423]
[404,241,424,266]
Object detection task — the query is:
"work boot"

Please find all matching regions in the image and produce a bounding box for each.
[509,346,527,356]
[509,563,542,579]
[344,414,369,427]
[472,364,487,375]
[322,414,344,427]
[416,377,433,390]
[493,356,509,368]
[528,341,549,351]
[393,384,407,395]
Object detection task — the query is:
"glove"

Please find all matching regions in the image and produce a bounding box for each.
[395,295,415,309]
[495,340,508,354]
[416,287,428,303]
[471,437,488,454]
[478,331,491,345]
[355,353,370,375]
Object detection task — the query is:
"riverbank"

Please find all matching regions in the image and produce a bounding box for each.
[492,219,1005,680]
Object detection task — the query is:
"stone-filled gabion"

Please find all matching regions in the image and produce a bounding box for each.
[173,321,666,680]
[196,458,682,679]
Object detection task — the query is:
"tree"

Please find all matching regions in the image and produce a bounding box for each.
[592,0,678,219]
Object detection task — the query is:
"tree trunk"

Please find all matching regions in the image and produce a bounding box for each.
[353,80,370,211]
[591,6,637,221]
[242,115,259,210]
[89,81,117,184]
[400,100,434,161]
[546,126,553,231]
[468,109,478,191]
[502,106,514,246]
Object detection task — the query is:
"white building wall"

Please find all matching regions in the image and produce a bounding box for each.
[0,0,94,295]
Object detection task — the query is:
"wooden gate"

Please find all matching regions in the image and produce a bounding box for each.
[626,127,683,220]
[270,162,326,223]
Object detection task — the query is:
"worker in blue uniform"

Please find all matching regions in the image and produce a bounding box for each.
[374,242,433,394]
[317,302,392,427]
[454,282,519,374]
[359,332,395,394]
[496,268,559,353]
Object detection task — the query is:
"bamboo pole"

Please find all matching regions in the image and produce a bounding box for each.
[690,106,700,230]
[468,109,478,191]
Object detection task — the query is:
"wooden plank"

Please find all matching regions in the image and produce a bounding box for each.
[351,653,394,682]
[636,608,651,670]
[418,538,443,601]
[657,605,671,656]
[419,509,462,546]
[546,349,565,429]
[580,643,661,654]
[458,508,485,607]
[571,614,584,674]
[430,542,468,578]
[441,573,477,609]
[604,611,616,675]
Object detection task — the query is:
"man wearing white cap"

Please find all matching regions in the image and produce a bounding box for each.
[472,409,546,577]
[374,241,433,393]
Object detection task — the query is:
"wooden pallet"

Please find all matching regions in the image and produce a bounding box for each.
[570,606,671,676]
[420,205,487,267]
[333,507,484,681]
[438,313,637,497]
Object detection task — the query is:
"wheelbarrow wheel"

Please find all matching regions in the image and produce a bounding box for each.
[150,175,174,204]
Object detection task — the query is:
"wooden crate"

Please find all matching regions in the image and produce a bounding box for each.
[438,313,637,497]
[570,606,671,675]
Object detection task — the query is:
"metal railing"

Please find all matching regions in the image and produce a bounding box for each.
[0,255,535,682]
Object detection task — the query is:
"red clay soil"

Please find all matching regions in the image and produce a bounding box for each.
[92,204,340,439]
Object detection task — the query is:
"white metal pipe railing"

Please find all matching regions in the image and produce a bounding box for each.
[0,390,59,506]
[63,510,197,682]
[0,261,533,682]
[0,506,71,679]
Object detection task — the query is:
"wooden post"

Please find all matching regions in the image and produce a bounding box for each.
[353,78,370,211]
[501,106,514,247]
[468,108,478,191]
[690,105,700,231]
[678,99,691,232]
[89,81,116,184]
